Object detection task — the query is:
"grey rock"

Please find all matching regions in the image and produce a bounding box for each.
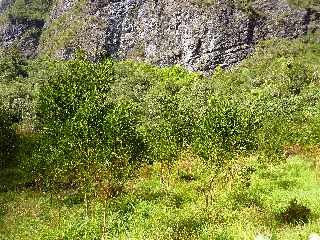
[0,0,319,71]
[0,0,14,14]
[0,16,44,58]
[45,0,319,71]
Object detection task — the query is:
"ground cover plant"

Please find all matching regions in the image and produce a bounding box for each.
[0,32,320,239]
[3,0,53,21]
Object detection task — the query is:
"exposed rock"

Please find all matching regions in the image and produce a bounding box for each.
[0,16,45,58]
[1,0,319,71]
[0,0,14,14]
[48,0,78,23]
[40,0,319,72]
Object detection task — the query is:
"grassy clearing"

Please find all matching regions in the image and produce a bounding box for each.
[1,153,320,239]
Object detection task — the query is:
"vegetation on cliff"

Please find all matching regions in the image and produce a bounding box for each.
[0,0,52,21]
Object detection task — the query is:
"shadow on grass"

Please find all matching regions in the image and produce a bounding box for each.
[167,215,209,240]
[0,133,41,193]
[277,198,312,225]
[0,168,27,192]
[136,188,187,208]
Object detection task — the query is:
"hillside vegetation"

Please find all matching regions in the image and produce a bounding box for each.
[0,32,320,239]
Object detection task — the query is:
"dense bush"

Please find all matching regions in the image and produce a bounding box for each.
[139,67,199,165]
[0,49,28,82]
[21,56,146,190]
[1,29,320,240]
[193,96,260,161]
[0,104,17,169]
[14,33,320,192]
[0,50,34,169]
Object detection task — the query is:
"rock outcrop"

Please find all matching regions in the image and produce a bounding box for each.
[0,0,14,14]
[1,0,319,71]
[0,16,44,58]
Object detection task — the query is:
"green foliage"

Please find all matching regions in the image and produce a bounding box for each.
[22,56,145,190]
[0,49,34,169]
[239,156,320,224]
[17,33,320,190]
[287,0,320,9]
[0,103,17,169]
[139,67,198,164]
[193,96,260,161]
[0,49,28,82]
[7,0,53,20]
[0,8,320,240]
[1,154,320,239]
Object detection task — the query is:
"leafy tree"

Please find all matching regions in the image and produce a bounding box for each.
[0,49,28,82]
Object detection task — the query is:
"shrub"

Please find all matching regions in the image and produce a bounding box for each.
[111,63,199,165]
[0,51,43,174]
[192,96,260,162]
[17,34,320,193]
[21,56,146,191]
[141,94,196,165]
[0,104,17,169]
[0,49,28,82]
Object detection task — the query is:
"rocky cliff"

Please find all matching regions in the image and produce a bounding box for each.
[0,0,319,71]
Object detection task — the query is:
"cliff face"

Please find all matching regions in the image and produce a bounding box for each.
[0,0,49,58]
[0,16,44,58]
[0,0,13,13]
[0,0,319,71]
[82,0,318,72]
